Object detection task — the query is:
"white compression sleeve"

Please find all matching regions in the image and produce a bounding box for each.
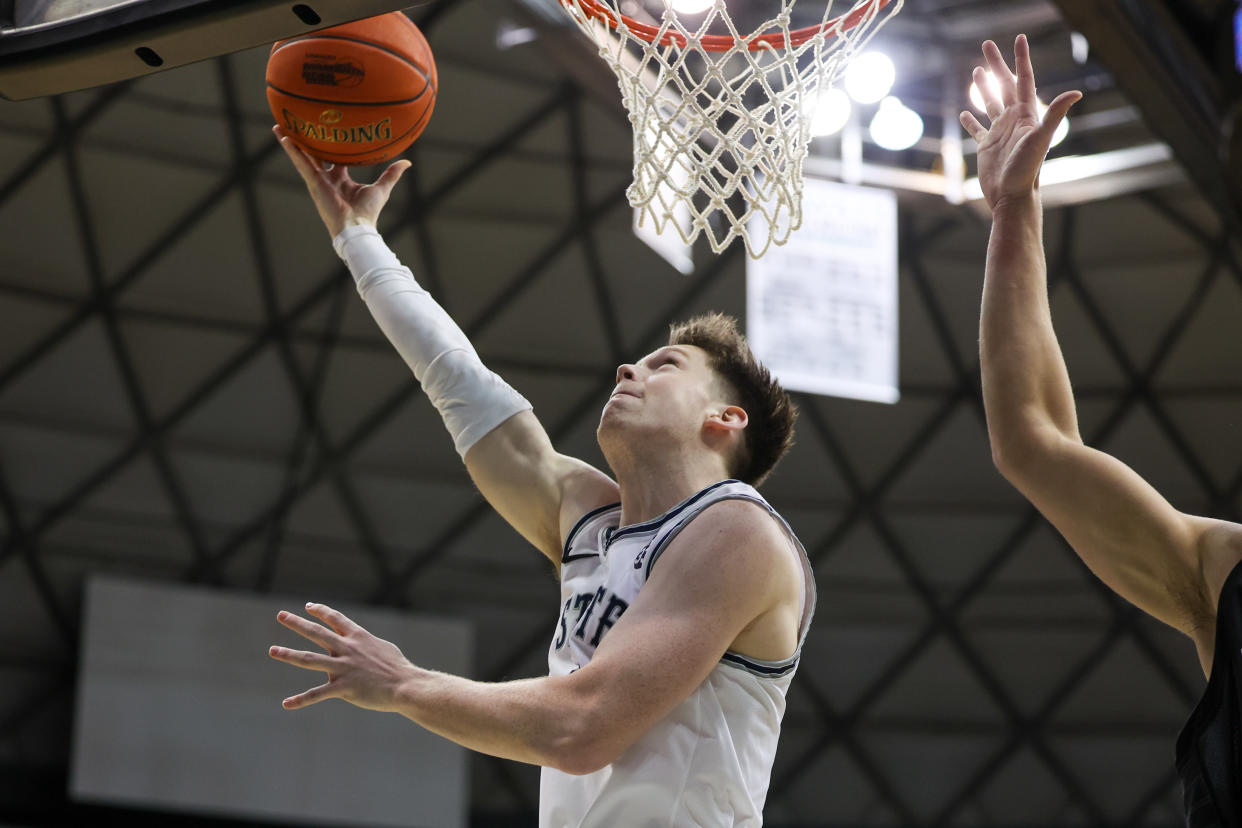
[333,224,531,458]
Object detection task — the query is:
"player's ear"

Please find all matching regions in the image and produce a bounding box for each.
[707,405,748,434]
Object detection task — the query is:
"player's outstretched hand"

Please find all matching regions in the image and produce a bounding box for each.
[960,35,1081,210]
[273,125,410,239]
[269,602,417,712]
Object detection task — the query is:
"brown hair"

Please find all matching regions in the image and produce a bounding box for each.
[668,312,797,486]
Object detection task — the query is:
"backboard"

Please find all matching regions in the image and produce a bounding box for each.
[0,0,414,100]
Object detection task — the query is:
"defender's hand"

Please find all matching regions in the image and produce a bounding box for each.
[960,35,1081,210]
[273,125,411,239]
[269,602,419,711]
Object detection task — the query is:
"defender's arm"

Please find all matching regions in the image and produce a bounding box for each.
[982,196,1218,637]
[969,38,1232,644]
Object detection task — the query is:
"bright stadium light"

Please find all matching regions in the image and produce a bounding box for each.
[671,0,714,14]
[844,52,896,104]
[808,87,852,137]
[869,96,923,151]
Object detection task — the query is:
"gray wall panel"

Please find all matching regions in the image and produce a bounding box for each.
[70,575,471,828]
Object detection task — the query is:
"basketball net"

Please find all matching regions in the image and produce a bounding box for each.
[560,0,902,258]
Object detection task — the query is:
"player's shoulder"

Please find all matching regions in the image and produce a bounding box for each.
[649,496,802,616]
[695,495,780,529]
[664,496,792,568]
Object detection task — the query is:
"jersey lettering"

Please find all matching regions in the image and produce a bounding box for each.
[573,587,606,638]
[633,544,650,570]
[590,594,630,646]
[557,588,632,651]
[554,597,572,650]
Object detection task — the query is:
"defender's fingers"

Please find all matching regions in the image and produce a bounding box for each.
[973,66,1003,122]
[268,645,333,671]
[1014,34,1037,104]
[306,602,362,636]
[960,111,987,143]
[276,610,341,650]
[1037,90,1082,142]
[982,40,1018,105]
[282,682,336,709]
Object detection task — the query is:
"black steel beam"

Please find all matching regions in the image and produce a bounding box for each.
[213,54,394,587]
[52,97,213,575]
[0,87,575,584]
[1049,0,1242,234]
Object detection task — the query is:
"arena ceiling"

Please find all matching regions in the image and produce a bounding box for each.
[1,0,1240,825]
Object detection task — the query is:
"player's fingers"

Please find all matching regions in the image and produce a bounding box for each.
[268,645,333,671]
[982,40,1017,106]
[1014,34,1037,104]
[375,160,412,194]
[282,681,336,710]
[306,602,362,636]
[273,127,319,183]
[276,610,341,650]
[325,164,353,188]
[960,111,987,143]
[973,66,1003,122]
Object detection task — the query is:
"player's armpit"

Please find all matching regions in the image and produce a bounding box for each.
[995,429,1221,640]
[555,499,797,773]
[464,410,618,566]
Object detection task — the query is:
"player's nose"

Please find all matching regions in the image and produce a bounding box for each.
[616,363,638,383]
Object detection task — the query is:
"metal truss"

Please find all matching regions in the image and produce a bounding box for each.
[0,0,1235,824]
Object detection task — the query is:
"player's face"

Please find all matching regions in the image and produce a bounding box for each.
[597,344,724,445]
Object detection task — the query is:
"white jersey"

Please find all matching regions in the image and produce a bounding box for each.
[539,479,816,828]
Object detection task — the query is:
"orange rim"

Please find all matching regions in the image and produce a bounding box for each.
[561,0,893,52]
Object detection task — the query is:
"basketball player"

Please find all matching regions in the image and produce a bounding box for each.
[967,35,1241,824]
[265,125,814,826]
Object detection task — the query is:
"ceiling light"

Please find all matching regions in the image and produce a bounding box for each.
[1071,31,1090,65]
[844,52,896,105]
[495,21,538,50]
[869,96,923,151]
[808,87,851,137]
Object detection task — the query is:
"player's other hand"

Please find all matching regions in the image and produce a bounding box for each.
[959,35,1081,211]
[269,602,418,712]
[273,125,410,239]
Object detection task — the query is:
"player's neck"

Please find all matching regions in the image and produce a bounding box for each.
[613,454,732,528]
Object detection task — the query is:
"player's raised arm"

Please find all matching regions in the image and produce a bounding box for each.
[967,37,1241,656]
[275,128,618,565]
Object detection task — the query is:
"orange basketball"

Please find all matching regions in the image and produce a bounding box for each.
[266,12,437,166]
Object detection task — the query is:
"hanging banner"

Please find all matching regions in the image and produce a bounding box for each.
[747,178,899,404]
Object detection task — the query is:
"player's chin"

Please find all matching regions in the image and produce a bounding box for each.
[597,402,621,428]
[596,400,633,433]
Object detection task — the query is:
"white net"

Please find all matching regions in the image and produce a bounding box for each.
[560,0,902,258]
